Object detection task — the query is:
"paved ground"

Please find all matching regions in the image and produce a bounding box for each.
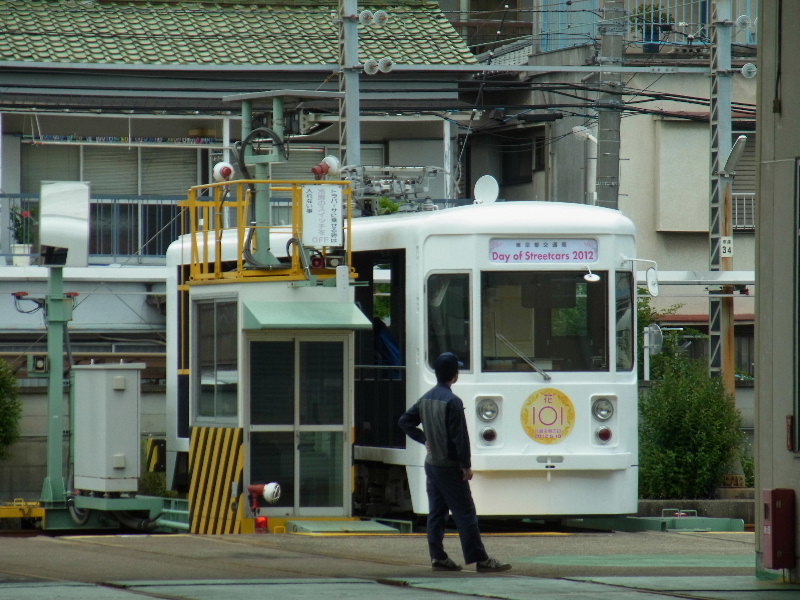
[0,527,798,599]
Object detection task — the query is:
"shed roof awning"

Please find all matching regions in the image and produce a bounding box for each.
[243,301,371,330]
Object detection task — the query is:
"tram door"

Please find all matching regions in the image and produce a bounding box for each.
[248,334,352,516]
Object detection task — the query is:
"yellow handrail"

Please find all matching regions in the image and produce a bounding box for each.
[179,179,353,284]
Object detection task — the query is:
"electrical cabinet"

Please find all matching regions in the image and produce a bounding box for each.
[73,363,145,493]
[762,488,796,570]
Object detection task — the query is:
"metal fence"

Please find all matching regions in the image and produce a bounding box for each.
[2,193,182,265]
[539,0,759,53]
[1,190,756,263]
[732,192,756,231]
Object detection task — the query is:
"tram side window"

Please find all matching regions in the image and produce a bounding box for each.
[427,273,471,370]
[481,271,608,372]
[615,272,635,371]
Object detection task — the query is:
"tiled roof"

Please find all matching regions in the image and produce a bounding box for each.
[475,39,532,66]
[0,0,476,66]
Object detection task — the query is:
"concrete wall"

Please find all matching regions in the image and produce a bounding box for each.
[756,0,800,580]
[0,133,20,194]
[616,73,756,319]
[0,270,166,335]
[388,139,446,198]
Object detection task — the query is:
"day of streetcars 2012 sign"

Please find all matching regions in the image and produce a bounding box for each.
[489,238,598,264]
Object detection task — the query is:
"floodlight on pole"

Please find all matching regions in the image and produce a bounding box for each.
[572,125,598,144]
[572,125,598,205]
[722,135,747,174]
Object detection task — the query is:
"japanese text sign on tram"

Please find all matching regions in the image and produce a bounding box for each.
[302,184,343,247]
[489,239,598,264]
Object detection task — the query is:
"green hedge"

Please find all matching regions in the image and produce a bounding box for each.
[639,350,746,499]
[0,360,22,461]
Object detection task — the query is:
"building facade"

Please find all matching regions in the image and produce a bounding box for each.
[755,0,800,581]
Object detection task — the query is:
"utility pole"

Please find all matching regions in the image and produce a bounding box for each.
[338,0,362,168]
[595,0,625,210]
[708,0,737,397]
[40,266,69,507]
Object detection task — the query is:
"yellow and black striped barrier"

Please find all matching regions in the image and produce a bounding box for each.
[188,426,245,534]
[145,438,166,472]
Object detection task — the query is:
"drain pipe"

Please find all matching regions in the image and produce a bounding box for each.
[112,511,160,532]
[286,237,314,280]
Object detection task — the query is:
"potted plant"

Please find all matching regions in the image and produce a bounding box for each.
[630,3,673,53]
[11,206,36,265]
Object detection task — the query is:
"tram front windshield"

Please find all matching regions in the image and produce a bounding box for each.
[481,271,618,373]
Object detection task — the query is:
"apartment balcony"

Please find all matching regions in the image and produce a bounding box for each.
[452,0,758,57]
[1,193,182,266]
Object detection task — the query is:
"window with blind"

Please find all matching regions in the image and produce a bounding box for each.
[21,143,202,257]
[21,145,80,193]
[21,144,201,196]
[84,147,139,195]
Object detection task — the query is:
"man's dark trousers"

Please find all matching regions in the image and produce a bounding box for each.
[425,463,488,564]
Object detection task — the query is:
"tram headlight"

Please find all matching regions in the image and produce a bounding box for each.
[477,398,499,422]
[592,397,614,421]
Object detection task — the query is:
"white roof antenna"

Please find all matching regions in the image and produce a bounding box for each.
[473,175,499,204]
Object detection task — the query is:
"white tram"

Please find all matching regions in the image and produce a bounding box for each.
[165,182,639,523]
[350,201,639,517]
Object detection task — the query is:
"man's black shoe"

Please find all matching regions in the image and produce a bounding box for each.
[432,557,462,571]
[476,557,511,572]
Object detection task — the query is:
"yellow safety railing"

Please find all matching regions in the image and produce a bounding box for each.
[179,179,353,284]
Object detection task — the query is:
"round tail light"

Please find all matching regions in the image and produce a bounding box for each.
[480,427,497,443]
[596,426,613,443]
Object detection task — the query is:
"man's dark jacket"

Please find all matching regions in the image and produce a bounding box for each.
[398,382,471,469]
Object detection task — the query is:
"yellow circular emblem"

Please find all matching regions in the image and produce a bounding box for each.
[520,388,576,444]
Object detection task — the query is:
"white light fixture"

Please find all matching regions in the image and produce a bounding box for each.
[358,10,374,25]
[378,57,394,73]
[572,125,597,144]
[723,135,748,174]
[363,58,379,75]
[372,10,389,26]
[741,63,757,79]
[583,265,601,283]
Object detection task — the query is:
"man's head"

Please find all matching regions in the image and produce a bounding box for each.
[434,352,463,383]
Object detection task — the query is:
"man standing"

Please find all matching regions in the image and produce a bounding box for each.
[398,352,511,572]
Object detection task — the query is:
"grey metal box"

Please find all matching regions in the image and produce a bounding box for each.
[73,363,145,493]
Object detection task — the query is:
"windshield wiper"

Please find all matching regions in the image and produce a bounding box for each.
[495,333,552,381]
